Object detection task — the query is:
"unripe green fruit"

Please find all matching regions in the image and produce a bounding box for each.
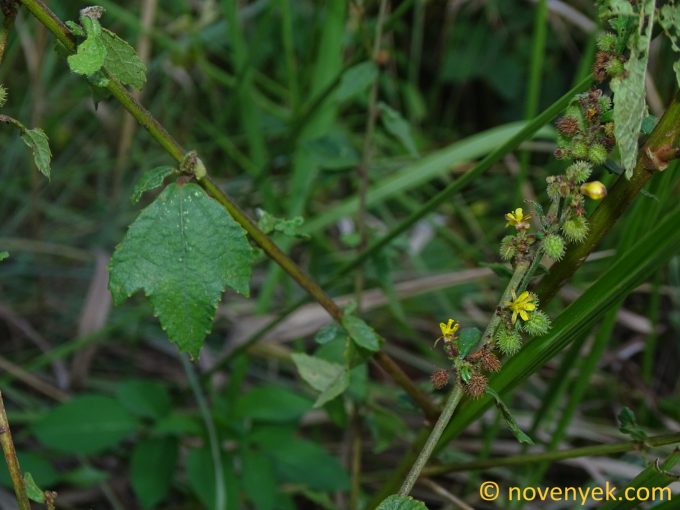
[543,234,566,261]
[0,85,7,108]
[605,58,625,78]
[596,32,617,52]
[588,143,608,165]
[500,235,516,261]
[495,326,523,356]
[522,310,552,337]
[562,215,589,243]
[571,141,588,159]
[565,160,592,184]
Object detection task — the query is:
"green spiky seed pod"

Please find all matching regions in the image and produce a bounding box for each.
[562,215,589,243]
[596,32,617,52]
[605,57,624,78]
[543,234,566,261]
[0,85,7,108]
[547,181,561,201]
[495,326,523,356]
[571,141,588,159]
[598,94,613,113]
[587,143,608,165]
[565,160,592,183]
[521,310,552,337]
[465,372,487,399]
[500,235,516,261]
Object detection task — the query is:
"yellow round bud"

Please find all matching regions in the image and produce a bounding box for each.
[580,181,607,200]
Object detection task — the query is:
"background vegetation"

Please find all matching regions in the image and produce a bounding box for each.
[0,1,679,509]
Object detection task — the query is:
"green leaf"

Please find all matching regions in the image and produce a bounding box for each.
[20,128,52,179]
[335,61,377,102]
[32,395,138,455]
[314,323,345,345]
[67,16,107,77]
[341,314,382,352]
[617,407,648,442]
[62,465,108,487]
[379,102,419,157]
[234,385,312,422]
[115,379,172,420]
[659,5,680,90]
[256,209,309,239]
[102,28,147,89]
[376,495,429,510]
[131,166,176,203]
[610,1,655,178]
[291,353,349,408]
[23,473,45,503]
[485,387,534,445]
[253,431,349,491]
[0,251,8,262]
[598,450,680,510]
[241,448,278,510]
[186,448,239,510]
[131,437,178,509]
[151,412,202,436]
[457,328,481,359]
[109,183,253,357]
[0,452,57,489]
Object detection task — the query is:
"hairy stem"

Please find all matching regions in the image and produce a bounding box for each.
[0,391,31,510]
[398,384,464,496]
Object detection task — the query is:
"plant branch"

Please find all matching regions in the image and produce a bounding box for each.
[423,432,680,475]
[0,390,30,510]
[18,0,439,422]
[397,260,530,497]
[536,91,680,302]
[398,384,464,496]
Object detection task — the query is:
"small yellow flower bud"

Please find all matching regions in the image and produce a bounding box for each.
[580,181,607,200]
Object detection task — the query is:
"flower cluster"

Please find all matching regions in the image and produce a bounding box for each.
[593,32,625,83]
[431,318,502,399]
[554,88,615,165]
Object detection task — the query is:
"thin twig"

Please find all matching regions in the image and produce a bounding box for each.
[0,390,31,510]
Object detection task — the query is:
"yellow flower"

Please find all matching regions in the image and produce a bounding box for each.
[504,290,536,323]
[439,318,459,340]
[580,181,607,200]
[505,208,531,229]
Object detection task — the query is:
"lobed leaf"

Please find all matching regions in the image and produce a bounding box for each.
[108,183,253,357]
[102,28,147,89]
[659,4,680,90]
[67,16,107,77]
[131,166,176,203]
[292,353,349,407]
[341,313,383,352]
[610,0,654,178]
